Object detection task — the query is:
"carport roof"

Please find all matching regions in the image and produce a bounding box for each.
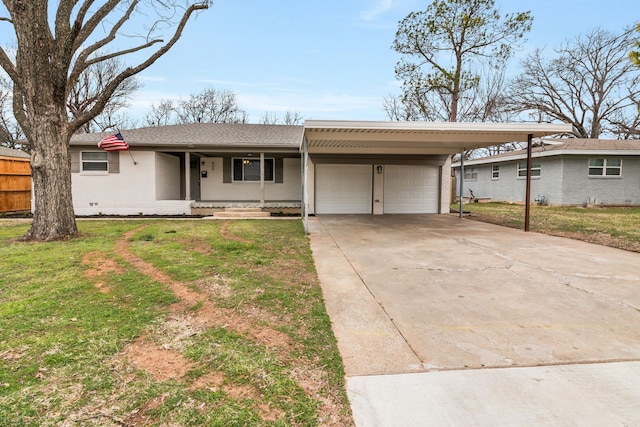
[302,120,573,154]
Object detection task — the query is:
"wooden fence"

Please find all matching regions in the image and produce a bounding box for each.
[0,155,31,213]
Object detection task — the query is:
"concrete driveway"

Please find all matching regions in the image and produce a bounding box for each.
[308,215,640,426]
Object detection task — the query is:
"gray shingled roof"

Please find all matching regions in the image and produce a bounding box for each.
[457,138,640,166]
[0,146,30,158]
[70,123,304,149]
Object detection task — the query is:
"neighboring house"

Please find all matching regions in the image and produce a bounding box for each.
[69,121,570,217]
[452,139,640,206]
[0,146,31,213]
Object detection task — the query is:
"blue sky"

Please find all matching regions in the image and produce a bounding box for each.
[90,1,640,123]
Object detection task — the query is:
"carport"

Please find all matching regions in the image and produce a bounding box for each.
[300,120,572,233]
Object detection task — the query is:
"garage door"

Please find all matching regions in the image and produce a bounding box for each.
[384,165,439,214]
[316,164,372,214]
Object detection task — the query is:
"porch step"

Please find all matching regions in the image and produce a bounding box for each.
[211,208,271,218]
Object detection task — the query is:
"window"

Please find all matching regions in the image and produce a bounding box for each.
[81,151,108,172]
[233,158,274,182]
[491,165,500,179]
[589,158,622,177]
[517,161,540,178]
[463,168,478,180]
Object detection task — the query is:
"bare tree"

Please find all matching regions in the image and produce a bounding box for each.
[0,76,25,150]
[176,87,247,124]
[261,111,304,125]
[145,87,248,126]
[392,0,532,122]
[67,56,142,133]
[260,111,278,125]
[509,26,640,139]
[630,22,640,67]
[0,1,210,240]
[385,63,516,123]
[145,99,178,127]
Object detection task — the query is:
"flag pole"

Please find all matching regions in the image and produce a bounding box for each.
[117,128,137,165]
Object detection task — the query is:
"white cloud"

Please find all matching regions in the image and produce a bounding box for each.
[360,0,394,22]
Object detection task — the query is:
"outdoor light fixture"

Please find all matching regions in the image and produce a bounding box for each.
[377,165,383,174]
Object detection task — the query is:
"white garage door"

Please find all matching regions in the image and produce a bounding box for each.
[384,165,439,214]
[316,164,372,214]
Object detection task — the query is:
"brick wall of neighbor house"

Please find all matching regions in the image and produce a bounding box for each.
[456,155,640,206]
[72,151,190,215]
[561,156,640,206]
[456,161,527,202]
[456,157,563,204]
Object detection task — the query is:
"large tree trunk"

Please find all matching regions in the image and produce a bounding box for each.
[0,1,209,241]
[24,114,78,241]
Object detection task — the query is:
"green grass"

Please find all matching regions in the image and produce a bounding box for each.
[457,202,640,252]
[0,219,352,426]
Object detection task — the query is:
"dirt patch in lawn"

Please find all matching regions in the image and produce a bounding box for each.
[123,336,194,381]
[111,227,295,377]
[219,220,253,244]
[79,225,350,425]
[82,251,123,293]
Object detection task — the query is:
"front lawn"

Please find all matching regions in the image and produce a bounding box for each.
[457,202,640,252]
[0,219,352,426]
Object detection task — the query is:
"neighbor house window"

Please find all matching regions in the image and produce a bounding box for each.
[517,161,540,178]
[233,158,274,181]
[81,151,108,172]
[463,168,478,180]
[491,165,500,179]
[588,158,622,177]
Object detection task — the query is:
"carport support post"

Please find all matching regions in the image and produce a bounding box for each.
[525,134,533,232]
[459,149,465,218]
[303,136,309,234]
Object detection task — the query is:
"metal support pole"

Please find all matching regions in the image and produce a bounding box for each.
[459,149,465,218]
[525,134,533,232]
[303,136,309,234]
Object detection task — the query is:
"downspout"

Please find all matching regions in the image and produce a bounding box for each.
[524,134,533,232]
[459,148,465,218]
[303,135,309,234]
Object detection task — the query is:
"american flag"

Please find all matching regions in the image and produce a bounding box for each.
[98,133,129,151]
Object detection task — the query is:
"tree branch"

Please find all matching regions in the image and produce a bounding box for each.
[69,2,209,134]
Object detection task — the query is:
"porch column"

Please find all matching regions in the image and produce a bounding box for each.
[184,151,191,201]
[260,152,265,206]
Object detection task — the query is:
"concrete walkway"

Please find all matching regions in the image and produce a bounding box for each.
[308,215,640,426]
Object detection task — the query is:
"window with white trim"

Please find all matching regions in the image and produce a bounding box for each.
[81,151,108,172]
[463,167,478,181]
[588,158,621,177]
[233,158,274,182]
[517,161,540,178]
[491,165,500,179]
